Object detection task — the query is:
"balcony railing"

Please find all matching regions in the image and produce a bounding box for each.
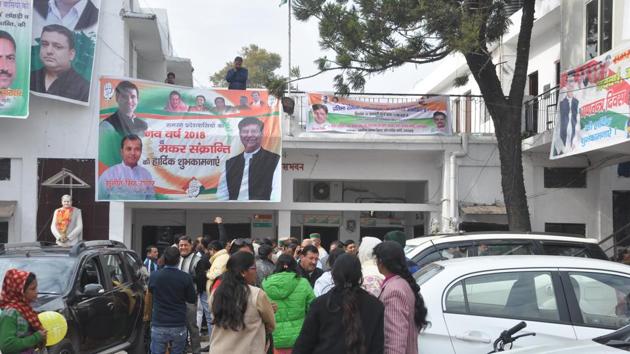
[285,92,495,135]
[523,85,559,136]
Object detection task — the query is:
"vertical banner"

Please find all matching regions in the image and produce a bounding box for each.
[97,76,282,202]
[30,0,100,105]
[0,0,32,119]
[306,92,450,135]
[551,43,630,159]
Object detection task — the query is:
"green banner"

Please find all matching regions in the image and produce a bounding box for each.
[0,0,31,119]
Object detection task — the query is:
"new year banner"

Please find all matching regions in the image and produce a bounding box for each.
[30,0,100,105]
[551,42,630,159]
[0,0,32,119]
[97,76,281,201]
[306,93,450,135]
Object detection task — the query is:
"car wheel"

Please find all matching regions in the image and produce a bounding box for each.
[48,339,75,354]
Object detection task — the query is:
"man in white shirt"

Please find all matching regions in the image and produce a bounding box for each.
[98,134,155,200]
[308,103,332,131]
[33,0,99,35]
[216,117,280,201]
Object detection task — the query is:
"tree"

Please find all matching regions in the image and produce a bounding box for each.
[293,0,535,231]
[210,44,282,88]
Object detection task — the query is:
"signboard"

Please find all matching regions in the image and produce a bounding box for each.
[551,42,630,159]
[306,92,450,135]
[0,0,32,118]
[97,76,281,201]
[30,0,100,105]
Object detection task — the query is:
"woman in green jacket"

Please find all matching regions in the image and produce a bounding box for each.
[0,269,47,354]
[262,254,315,353]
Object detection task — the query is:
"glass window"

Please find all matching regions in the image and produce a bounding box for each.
[0,159,9,181]
[568,272,630,329]
[103,254,128,287]
[0,257,75,294]
[545,223,586,236]
[445,272,560,322]
[542,243,589,258]
[0,222,7,243]
[586,0,599,60]
[475,241,533,256]
[438,244,473,260]
[585,0,613,60]
[600,0,613,54]
[79,257,103,291]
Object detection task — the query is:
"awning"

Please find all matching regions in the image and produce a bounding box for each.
[0,201,16,218]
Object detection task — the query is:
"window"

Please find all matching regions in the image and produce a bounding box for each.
[445,272,560,322]
[79,258,103,292]
[541,242,590,258]
[545,223,586,236]
[103,254,128,287]
[474,240,534,257]
[544,167,587,188]
[0,159,9,181]
[586,0,613,60]
[0,221,7,243]
[567,272,630,329]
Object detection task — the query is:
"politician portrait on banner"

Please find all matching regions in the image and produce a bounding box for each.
[0,0,32,119]
[97,76,282,202]
[306,93,451,135]
[30,0,100,105]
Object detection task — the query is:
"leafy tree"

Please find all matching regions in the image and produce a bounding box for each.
[210,44,282,88]
[293,0,535,231]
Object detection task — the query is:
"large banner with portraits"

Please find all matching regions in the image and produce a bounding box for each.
[30,0,100,105]
[551,42,630,159]
[306,92,450,135]
[97,76,282,202]
[0,0,32,119]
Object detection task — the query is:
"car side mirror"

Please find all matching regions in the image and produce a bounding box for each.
[83,283,104,297]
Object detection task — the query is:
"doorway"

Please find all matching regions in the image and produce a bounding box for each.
[202,223,251,241]
[141,225,186,257]
[613,191,630,247]
[302,226,338,251]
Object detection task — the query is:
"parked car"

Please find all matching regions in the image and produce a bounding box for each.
[0,240,146,354]
[415,255,630,354]
[404,232,608,269]
[506,324,630,353]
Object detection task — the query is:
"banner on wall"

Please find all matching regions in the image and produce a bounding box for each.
[30,0,100,105]
[97,76,282,202]
[0,0,32,119]
[551,42,630,159]
[306,92,450,135]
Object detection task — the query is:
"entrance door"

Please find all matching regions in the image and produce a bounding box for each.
[203,223,251,241]
[142,226,186,256]
[613,191,630,247]
[303,226,338,251]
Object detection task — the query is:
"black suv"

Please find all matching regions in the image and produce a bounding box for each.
[0,240,146,354]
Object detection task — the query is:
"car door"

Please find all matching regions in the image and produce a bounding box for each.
[442,270,577,354]
[101,253,137,343]
[71,255,118,352]
[560,270,630,339]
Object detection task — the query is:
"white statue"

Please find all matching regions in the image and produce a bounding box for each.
[50,195,83,247]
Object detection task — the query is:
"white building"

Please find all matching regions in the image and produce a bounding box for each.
[414,0,630,256]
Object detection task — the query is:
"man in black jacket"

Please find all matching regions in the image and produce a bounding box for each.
[296,245,324,287]
[216,117,280,201]
[177,236,203,354]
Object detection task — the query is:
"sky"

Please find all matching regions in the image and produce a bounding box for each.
[140,0,436,93]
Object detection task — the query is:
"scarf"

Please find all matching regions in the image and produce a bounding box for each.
[55,207,73,236]
[0,269,43,331]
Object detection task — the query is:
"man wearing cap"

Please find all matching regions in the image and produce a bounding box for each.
[384,230,419,273]
[309,233,328,259]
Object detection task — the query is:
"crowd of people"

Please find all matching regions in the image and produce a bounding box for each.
[0,220,428,354]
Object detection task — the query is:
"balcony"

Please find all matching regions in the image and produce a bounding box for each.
[284,92,495,136]
[523,85,559,137]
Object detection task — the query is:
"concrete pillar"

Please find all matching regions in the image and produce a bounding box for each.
[109,202,132,246]
[277,210,291,241]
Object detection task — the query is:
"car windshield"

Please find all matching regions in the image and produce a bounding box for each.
[414,263,444,286]
[0,257,76,294]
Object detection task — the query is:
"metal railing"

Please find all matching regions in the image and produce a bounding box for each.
[285,92,495,135]
[523,85,559,136]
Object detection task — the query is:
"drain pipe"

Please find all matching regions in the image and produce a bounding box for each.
[448,133,469,232]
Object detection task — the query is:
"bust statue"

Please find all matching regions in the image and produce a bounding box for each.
[50,195,83,247]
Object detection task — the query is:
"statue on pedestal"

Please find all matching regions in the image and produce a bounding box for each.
[50,195,83,247]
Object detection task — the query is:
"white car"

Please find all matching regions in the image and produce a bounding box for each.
[415,255,630,354]
[506,324,630,353]
[404,232,608,270]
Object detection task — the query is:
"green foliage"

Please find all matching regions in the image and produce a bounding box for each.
[292,0,514,92]
[210,44,282,88]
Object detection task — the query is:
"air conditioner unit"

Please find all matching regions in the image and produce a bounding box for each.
[310,181,342,202]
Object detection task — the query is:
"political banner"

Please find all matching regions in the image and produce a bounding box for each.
[30,0,100,105]
[306,93,450,135]
[0,0,32,119]
[97,76,282,202]
[551,42,630,159]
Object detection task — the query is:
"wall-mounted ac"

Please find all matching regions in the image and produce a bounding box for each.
[310,181,342,202]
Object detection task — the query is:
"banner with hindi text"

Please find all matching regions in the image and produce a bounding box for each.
[551,42,630,159]
[97,76,281,201]
[306,93,450,135]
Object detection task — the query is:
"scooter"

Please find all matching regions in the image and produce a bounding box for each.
[487,321,536,353]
